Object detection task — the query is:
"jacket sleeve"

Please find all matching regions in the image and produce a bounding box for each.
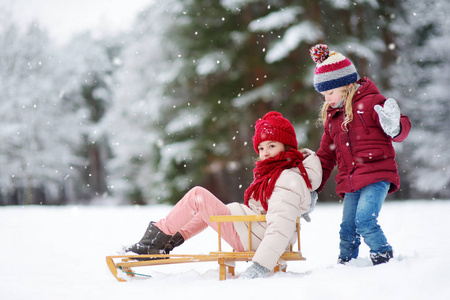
[301,148,323,191]
[392,115,411,142]
[316,130,337,193]
[251,170,307,270]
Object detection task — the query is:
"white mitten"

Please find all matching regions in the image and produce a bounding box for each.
[374,98,401,137]
[240,262,270,279]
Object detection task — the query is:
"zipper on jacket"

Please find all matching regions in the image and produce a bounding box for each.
[350,174,355,192]
[357,111,370,134]
[346,131,356,192]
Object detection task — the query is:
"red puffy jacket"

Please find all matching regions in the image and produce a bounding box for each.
[317,78,411,198]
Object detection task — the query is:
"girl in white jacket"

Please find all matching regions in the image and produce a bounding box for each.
[123,111,322,278]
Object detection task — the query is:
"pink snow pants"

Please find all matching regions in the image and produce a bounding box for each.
[154,186,245,252]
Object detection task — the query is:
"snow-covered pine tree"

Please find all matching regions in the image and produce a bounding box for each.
[57,33,118,203]
[104,1,183,204]
[390,0,450,198]
[0,21,83,204]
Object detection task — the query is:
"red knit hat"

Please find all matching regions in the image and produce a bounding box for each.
[252,111,298,153]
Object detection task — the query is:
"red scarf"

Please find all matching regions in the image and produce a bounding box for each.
[244,149,312,211]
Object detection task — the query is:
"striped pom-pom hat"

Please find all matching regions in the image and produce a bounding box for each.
[309,44,358,92]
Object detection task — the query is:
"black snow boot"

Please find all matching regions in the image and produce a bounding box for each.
[126,222,172,255]
[163,232,185,254]
[370,250,393,265]
[337,257,351,265]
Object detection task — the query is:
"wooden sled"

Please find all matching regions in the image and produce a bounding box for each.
[106,215,305,281]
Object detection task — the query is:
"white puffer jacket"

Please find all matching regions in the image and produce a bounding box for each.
[227,148,322,270]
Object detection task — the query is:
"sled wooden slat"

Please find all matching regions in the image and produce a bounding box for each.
[117,256,216,268]
[210,215,302,252]
[106,215,305,281]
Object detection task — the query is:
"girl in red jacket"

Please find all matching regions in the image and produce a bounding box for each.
[309,44,411,265]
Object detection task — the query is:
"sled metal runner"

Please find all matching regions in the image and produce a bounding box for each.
[106,215,305,281]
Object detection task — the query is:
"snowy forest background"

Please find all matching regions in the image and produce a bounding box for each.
[1,0,449,206]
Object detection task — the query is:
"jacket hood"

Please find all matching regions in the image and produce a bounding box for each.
[353,78,381,103]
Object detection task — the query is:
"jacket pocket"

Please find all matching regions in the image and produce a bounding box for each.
[355,148,384,163]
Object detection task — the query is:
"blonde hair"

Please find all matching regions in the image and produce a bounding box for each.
[318,84,357,132]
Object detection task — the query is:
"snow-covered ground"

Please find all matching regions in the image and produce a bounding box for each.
[1,200,449,300]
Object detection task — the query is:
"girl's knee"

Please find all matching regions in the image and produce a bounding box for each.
[187,186,222,210]
[355,208,379,224]
[189,186,209,205]
[190,186,210,195]
[355,216,379,235]
[188,186,207,199]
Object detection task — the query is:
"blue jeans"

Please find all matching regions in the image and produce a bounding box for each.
[339,181,392,261]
